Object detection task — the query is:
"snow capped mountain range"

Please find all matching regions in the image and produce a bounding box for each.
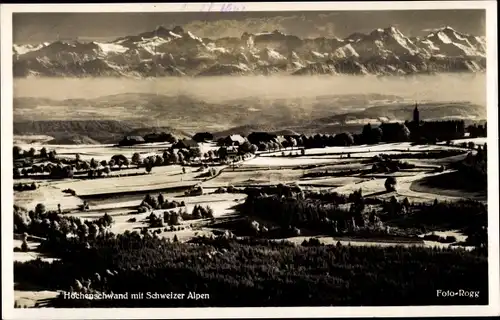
[13,25,486,78]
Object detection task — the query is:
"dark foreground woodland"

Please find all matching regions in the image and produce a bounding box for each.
[15,233,488,307]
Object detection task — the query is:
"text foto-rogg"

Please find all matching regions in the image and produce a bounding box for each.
[436,290,480,298]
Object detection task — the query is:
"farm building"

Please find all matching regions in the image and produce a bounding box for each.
[172,139,199,149]
[219,134,247,146]
[119,136,146,146]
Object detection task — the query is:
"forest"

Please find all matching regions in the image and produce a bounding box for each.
[15,234,488,307]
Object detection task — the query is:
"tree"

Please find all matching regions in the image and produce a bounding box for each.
[13,168,21,179]
[177,152,184,163]
[189,147,202,160]
[132,153,141,164]
[102,213,114,226]
[40,147,48,158]
[363,124,383,144]
[332,133,355,146]
[162,150,171,163]
[238,141,253,154]
[380,123,411,142]
[282,140,290,150]
[65,166,74,178]
[158,193,165,206]
[90,158,98,169]
[89,223,99,239]
[28,148,36,158]
[217,147,228,161]
[146,164,153,174]
[35,203,46,216]
[21,239,28,252]
[155,156,164,166]
[372,127,383,144]
[75,153,81,162]
[13,146,22,159]
[384,177,397,192]
[250,144,258,154]
[169,152,179,164]
[173,234,179,242]
[80,161,89,171]
[100,160,107,167]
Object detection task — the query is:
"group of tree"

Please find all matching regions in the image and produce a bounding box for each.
[371,156,416,174]
[242,187,486,248]
[14,163,75,179]
[14,204,114,244]
[13,146,54,161]
[137,194,186,213]
[450,143,487,187]
[412,120,466,142]
[467,123,487,138]
[14,182,37,192]
[242,189,373,236]
[189,205,214,219]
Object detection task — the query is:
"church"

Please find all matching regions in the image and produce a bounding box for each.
[406,102,465,142]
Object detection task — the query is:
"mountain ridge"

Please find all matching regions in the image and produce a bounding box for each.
[13,25,486,78]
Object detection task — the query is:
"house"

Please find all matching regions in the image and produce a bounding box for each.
[226,146,239,160]
[220,134,247,146]
[119,136,146,146]
[217,146,239,161]
[172,139,199,150]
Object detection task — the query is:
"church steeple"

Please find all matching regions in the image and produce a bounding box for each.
[413,102,420,123]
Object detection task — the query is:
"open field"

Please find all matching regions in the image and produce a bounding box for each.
[13,140,482,213]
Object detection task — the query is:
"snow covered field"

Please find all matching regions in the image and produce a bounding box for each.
[13,141,484,252]
[260,143,465,158]
[16,142,171,162]
[15,141,221,163]
[445,137,488,146]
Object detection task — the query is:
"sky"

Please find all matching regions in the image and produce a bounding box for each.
[13,10,486,44]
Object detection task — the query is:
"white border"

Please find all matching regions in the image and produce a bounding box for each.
[1,2,498,319]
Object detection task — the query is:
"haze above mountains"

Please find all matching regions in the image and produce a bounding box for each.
[13,25,486,78]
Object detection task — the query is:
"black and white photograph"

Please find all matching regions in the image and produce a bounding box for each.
[1,1,498,319]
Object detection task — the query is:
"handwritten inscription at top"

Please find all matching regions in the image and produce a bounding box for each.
[181,3,246,12]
